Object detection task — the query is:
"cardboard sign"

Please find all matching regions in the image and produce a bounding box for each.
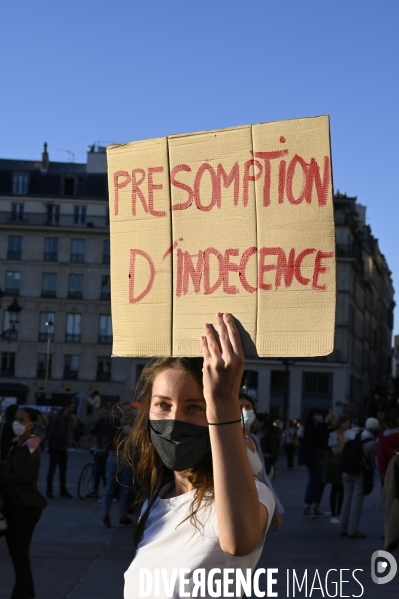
[107,115,335,358]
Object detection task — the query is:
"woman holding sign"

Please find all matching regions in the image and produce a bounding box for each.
[123,312,275,598]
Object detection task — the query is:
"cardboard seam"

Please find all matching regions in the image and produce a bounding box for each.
[166,137,174,357]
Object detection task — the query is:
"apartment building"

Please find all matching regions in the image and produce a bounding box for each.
[0,144,134,406]
[0,143,394,420]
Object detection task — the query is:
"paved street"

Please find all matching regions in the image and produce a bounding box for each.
[0,449,397,599]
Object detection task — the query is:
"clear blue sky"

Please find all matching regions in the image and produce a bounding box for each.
[1,1,398,335]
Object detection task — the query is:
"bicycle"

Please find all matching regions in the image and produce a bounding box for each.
[77,448,104,500]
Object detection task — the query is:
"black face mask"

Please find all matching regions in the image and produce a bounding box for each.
[147,419,211,471]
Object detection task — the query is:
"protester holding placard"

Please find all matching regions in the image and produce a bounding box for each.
[123,313,275,598]
[239,393,284,531]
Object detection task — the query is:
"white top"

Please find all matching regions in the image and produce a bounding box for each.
[124,480,275,599]
[246,445,264,479]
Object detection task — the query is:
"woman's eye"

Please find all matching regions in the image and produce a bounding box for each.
[188,405,203,412]
[154,402,168,409]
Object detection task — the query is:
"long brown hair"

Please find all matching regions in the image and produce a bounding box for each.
[122,357,214,544]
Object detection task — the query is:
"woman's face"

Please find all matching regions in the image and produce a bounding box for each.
[239,398,254,413]
[149,368,207,426]
[14,409,34,431]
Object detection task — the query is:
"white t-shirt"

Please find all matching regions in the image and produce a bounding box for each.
[246,445,264,479]
[124,480,275,599]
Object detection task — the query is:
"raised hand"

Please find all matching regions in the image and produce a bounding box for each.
[200,312,244,423]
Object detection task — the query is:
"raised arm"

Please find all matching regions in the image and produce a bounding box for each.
[201,312,270,556]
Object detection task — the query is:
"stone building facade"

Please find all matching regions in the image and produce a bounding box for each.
[0,144,134,406]
[0,144,394,419]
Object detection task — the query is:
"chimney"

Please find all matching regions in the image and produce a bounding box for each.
[41,142,49,172]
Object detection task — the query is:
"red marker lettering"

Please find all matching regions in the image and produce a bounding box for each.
[129,249,155,304]
[171,164,194,211]
[203,247,224,295]
[131,169,148,216]
[252,150,288,207]
[313,250,334,290]
[223,248,240,295]
[113,170,130,216]
[147,167,166,217]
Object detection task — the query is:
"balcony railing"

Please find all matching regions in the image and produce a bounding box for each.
[0,212,109,229]
[41,290,56,298]
[38,332,54,341]
[65,334,81,343]
[100,292,111,301]
[1,367,15,377]
[97,371,111,381]
[7,251,21,260]
[63,369,78,380]
[44,252,58,262]
[68,291,83,299]
[70,254,84,263]
[98,335,112,344]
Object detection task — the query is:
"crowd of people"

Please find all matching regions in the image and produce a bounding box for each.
[0,352,399,597]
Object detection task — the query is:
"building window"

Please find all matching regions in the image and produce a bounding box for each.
[1,352,15,377]
[44,237,59,262]
[302,372,333,401]
[63,177,76,196]
[68,274,83,299]
[42,273,57,298]
[37,353,51,379]
[98,315,112,344]
[2,311,18,340]
[12,174,28,195]
[5,271,21,295]
[39,312,55,342]
[70,239,85,263]
[102,239,110,264]
[100,275,110,301]
[97,356,111,381]
[66,313,81,342]
[74,206,86,226]
[7,236,22,260]
[64,355,79,379]
[10,203,25,222]
[46,204,60,225]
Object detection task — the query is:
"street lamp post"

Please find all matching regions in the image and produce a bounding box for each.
[45,319,54,384]
[282,358,296,429]
[0,298,22,340]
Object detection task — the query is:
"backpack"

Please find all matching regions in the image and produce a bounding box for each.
[341,432,366,475]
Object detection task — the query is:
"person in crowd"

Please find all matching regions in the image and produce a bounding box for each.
[45,398,75,499]
[339,417,379,538]
[75,390,89,416]
[325,414,350,523]
[239,393,284,530]
[89,391,102,419]
[257,413,280,479]
[87,406,113,499]
[282,420,297,471]
[377,410,399,480]
[0,407,47,599]
[0,404,19,462]
[102,402,134,527]
[123,313,275,598]
[299,408,334,518]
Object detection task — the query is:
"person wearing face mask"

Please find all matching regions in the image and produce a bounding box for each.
[239,394,285,531]
[102,402,134,527]
[298,408,334,518]
[0,407,47,599]
[123,313,275,599]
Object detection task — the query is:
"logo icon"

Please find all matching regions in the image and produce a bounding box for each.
[371,551,397,585]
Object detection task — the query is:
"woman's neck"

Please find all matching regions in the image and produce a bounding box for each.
[172,470,195,497]
[17,432,32,446]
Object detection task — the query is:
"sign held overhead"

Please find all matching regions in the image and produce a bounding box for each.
[107,115,336,358]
